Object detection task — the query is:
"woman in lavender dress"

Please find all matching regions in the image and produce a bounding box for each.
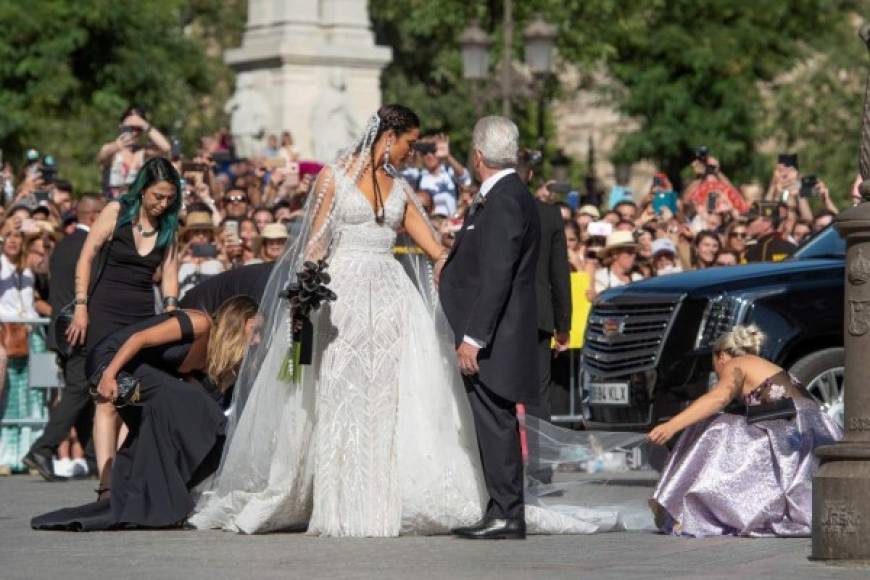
[647,325,842,537]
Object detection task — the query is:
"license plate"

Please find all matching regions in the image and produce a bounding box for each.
[588,382,630,406]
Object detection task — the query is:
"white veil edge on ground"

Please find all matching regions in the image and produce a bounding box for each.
[203,111,658,532]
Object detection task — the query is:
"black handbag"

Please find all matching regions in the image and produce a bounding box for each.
[746,397,797,424]
[52,237,113,359]
[89,364,142,408]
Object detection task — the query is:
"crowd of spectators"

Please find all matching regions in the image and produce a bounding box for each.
[0,105,859,477]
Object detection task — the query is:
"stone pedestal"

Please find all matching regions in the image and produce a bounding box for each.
[812,200,870,560]
[224,0,392,160]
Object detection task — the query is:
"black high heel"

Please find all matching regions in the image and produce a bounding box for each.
[95,487,110,501]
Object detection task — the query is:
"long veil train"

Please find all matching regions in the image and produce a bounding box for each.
[190,112,654,535]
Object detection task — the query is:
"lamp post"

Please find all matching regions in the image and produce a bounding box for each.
[459,10,556,123]
[523,15,557,147]
[811,22,870,562]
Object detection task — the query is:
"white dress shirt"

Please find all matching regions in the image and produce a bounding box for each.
[462,168,516,349]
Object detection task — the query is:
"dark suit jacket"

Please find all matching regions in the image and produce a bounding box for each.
[179,261,275,314]
[535,201,571,335]
[439,172,541,404]
[47,228,88,350]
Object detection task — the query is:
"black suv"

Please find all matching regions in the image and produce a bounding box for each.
[581,226,846,431]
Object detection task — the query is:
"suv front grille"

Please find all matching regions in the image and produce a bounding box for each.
[583,301,678,376]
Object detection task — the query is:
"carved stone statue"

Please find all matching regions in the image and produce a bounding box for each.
[311,69,360,162]
[225,76,273,159]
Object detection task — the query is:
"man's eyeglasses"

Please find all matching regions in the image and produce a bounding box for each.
[226,195,248,203]
[729,231,748,239]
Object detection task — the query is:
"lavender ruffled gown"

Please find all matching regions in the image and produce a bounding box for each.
[650,371,842,537]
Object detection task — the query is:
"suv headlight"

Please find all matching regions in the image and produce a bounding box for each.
[694,288,787,350]
[694,295,749,350]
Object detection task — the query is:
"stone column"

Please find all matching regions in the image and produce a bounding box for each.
[811,22,870,561]
[224,0,392,160]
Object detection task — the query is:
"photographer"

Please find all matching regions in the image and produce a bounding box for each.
[98,107,171,199]
[403,134,471,218]
[178,212,225,299]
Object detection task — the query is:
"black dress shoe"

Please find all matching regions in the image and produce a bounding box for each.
[22,451,66,482]
[451,516,526,540]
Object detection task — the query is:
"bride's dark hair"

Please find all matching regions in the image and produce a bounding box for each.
[370,104,420,224]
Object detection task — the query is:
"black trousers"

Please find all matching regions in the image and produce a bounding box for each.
[523,331,555,484]
[30,351,94,457]
[464,374,524,520]
[524,331,554,421]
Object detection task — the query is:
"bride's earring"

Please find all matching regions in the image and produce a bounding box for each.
[383,141,398,177]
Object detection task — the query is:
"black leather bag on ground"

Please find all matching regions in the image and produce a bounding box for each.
[745,397,797,424]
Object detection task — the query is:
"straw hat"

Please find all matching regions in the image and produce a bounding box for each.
[180,212,218,237]
[598,230,638,259]
[578,204,601,219]
[261,223,289,240]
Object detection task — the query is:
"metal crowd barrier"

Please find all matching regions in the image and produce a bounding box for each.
[0,316,61,429]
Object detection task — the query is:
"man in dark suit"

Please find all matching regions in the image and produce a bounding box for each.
[179,261,275,313]
[515,154,572,423]
[439,116,540,540]
[24,195,104,480]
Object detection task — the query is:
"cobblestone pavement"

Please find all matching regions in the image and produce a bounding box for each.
[2,475,869,580]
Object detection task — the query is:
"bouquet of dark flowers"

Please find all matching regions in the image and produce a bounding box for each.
[278,260,337,383]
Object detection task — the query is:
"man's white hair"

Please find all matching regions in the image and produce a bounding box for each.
[472,116,519,169]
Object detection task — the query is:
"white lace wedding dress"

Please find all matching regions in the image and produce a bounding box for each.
[190,169,634,536]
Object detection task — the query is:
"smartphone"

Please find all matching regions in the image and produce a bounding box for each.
[119,125,138,135]
[546,182,573,195]
[20,218,37,233]
[587,221,613,238]
[286,161,300,189]
[34,190,50,204]
[181,162,209,175]
[413,142,437,155]
[706,191,718,213]
[191,243,219,259]
[224,220,240,244]
[800,175,818,198]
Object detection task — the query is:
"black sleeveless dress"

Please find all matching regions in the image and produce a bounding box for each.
[32,311,226,531]
[86,222,164,353]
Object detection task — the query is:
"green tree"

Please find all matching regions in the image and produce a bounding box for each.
[0,0,243,192]
[765,9,870,205]
[596,0,858,187]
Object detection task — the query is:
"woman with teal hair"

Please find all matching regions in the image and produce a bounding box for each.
[66,156,181,495]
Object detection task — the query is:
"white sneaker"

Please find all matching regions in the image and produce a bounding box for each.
[53,458,74,478]
[72,458,89,478]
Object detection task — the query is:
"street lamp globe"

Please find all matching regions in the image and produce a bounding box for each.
[459,20,492,81]
[523,15,557,76]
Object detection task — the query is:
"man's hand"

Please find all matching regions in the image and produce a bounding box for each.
[647,422,677,446]
[456,342,480,375]
[554,331,570,354]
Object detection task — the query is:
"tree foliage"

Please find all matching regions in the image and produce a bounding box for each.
[0,0,244,191]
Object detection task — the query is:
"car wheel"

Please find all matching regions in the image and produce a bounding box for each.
[788,347,844,429]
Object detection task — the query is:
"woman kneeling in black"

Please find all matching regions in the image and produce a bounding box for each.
[32,296,259,531]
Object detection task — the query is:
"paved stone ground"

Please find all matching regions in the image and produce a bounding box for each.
[2,475,869,580]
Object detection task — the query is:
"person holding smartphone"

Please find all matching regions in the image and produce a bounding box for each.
[98,106,171,199]
[178,212,225,299]
[403,133,471,217]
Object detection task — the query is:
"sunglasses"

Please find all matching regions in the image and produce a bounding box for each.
[226,195,248,203]
[729,232,748,239]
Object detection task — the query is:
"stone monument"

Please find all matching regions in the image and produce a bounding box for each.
[224,0,392,160]
[811,22,870,562]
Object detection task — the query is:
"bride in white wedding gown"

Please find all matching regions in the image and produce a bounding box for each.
[190,105,648,536]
